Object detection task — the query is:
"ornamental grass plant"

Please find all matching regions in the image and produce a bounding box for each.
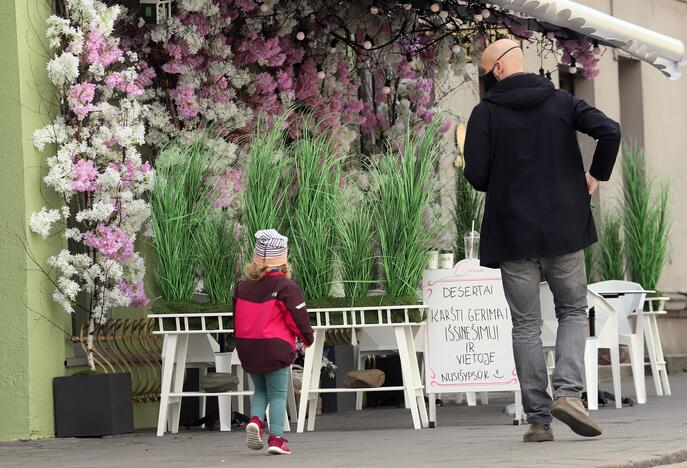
[621,142,671,290]
[337,193,376,299]
[286,125,343,300]
[452,171,484,261]
[150,137,212,301]
[242,115,290,254]
[598,210,625,281]
[372,119,442,297]
[197,212,240,304]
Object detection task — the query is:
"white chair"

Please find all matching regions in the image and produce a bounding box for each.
[584,289,623,410]
[588,281,647,405]
[539,284,623,410]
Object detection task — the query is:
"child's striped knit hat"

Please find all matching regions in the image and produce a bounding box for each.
[253,229,288,267]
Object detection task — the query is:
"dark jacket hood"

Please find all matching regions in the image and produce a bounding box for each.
[484,73,555,110]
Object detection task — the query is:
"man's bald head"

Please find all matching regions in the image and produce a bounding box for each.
[480,38,525,81]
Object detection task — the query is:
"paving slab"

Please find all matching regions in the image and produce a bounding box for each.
[1,374,686,468]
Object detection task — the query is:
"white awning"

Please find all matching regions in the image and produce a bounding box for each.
[489,0,686,79]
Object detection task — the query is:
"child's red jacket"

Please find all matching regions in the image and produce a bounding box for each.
[233,272,314,374]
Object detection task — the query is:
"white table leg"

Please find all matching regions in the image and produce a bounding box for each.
[629,334,646,404]
[169,334,189,434]
[394,326,421,430]
[466,392,477,406]
[651,315,671,395]
[306,330,325,432]
[296,336,315,433]
[514,391,524,425]
[404,326,429,428]
[157,335,177,437]
[429,393,437,428]
[355,349,365,411]
[215,352,233,431]
[199,367,207,428]
[479,392,489,405]
[284,366,297,432]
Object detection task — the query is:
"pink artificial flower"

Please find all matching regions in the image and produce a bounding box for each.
[172,85,200,118]
[72,159,99,192]
[117,281,149,308]
[83,224,134,260]
[213,168,244,209]
[84,28,123,68]
[135,60,156,88]
[68,83,97,119]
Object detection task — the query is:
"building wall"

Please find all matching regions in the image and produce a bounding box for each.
[0,0,32,441]
[0,0,72,440]
[440,0,687,293]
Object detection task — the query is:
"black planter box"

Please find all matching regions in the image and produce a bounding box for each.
[53,372,134,437]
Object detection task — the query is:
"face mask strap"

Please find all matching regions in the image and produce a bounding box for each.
[485,45,521,76]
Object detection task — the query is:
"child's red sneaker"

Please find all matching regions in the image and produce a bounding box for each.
[267,435,291,455]
[245,417,264,450]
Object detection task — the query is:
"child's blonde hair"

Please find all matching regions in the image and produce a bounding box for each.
[244,261,293,281]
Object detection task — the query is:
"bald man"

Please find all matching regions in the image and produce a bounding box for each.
[463,39,621,442]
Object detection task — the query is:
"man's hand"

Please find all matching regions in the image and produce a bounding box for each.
[586,173,599,195]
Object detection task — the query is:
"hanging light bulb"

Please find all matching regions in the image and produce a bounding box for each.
[473,13,483,21]
[363,35,373,50]
[296,30,306,41]
[403,3,412,10]
[452,43,462,55]
[370,4,379,15]
[539,67,545,76]
[316,65,326,80]
[259,3,270,13]
[481,8,491,18]
[430,3,441,13]
[439,10,449,20]
[382,79,391,95]
[330,38,338,53]
[593,41,601,55]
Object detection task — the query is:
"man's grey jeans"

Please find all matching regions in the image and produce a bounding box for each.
[500,250,588,425]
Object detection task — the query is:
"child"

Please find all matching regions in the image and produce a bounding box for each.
[233,229,314,455]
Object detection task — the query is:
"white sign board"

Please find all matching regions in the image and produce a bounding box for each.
[423,259,520,394]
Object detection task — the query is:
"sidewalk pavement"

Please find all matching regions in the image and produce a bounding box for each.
[1,374,686,468]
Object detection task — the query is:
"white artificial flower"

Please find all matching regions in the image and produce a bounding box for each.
[181,0,209,12]
[58,277,81,301]
[46,52,79,87]
[48,250,78,277]
[64,228,83,241]
[97,166,121,189]
[123,252,146,283]
[29,208,63,239]
[99,258,124,282]
[82,263,104,288]
[121,199,150,232]
[43,153,74,194]
[33,117,75,152]
[75,200,115,223]
[183,29,204,54]
[88,62,105,79]
[45,16,71,49]
[52,290,74,314]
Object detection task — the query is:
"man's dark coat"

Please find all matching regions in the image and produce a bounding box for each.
[464,73,621,267]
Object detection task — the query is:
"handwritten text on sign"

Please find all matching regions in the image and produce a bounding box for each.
[423,260,520,393]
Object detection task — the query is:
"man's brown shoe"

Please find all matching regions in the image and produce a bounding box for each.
[523,424,554,442]
[552,397,603,437]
